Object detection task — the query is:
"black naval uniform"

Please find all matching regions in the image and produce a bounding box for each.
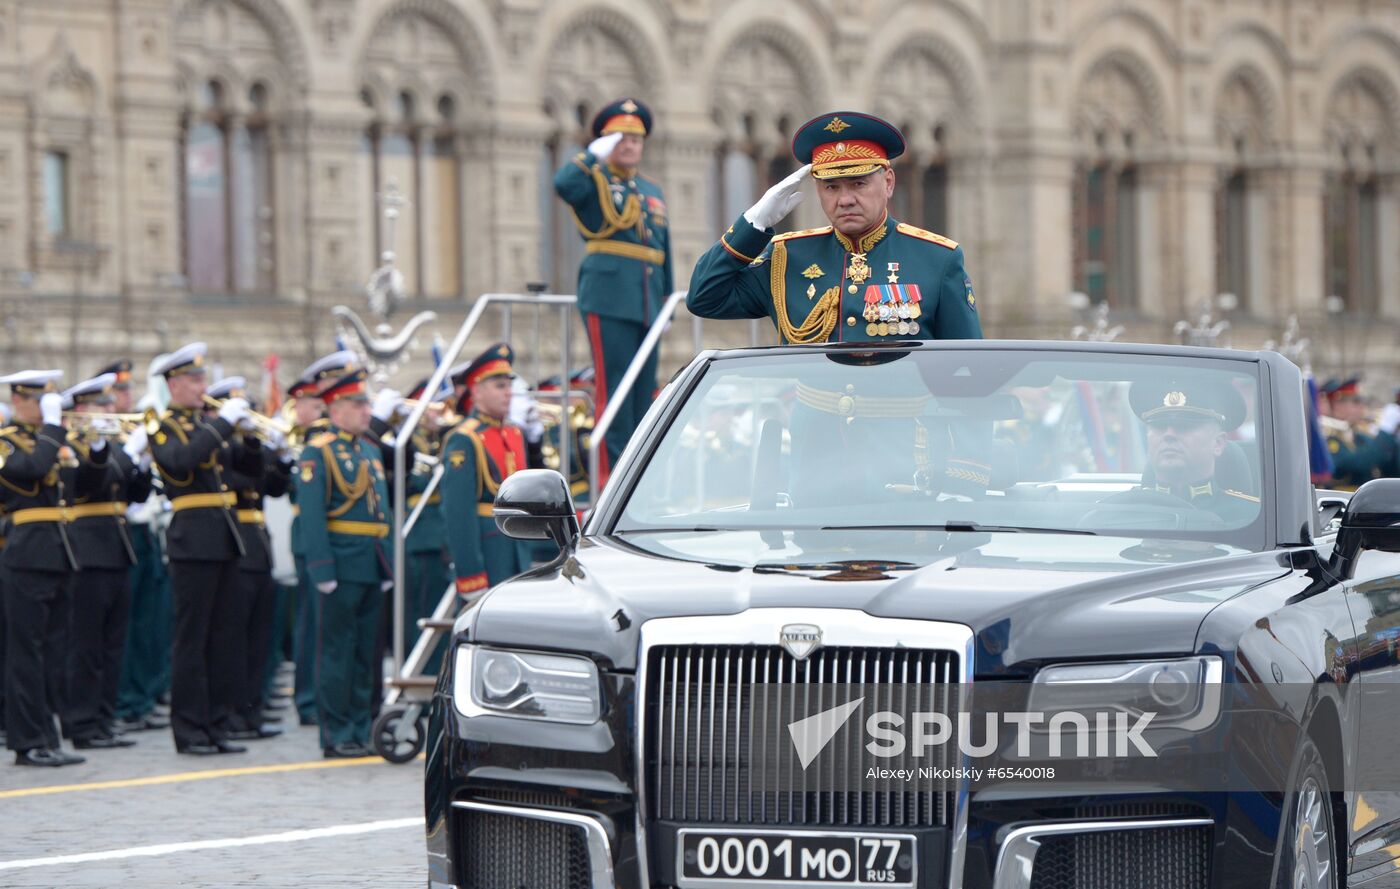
[61,439,151,744]
[150,407,262,752]
[0,421,105,755]
[224,443,291,735]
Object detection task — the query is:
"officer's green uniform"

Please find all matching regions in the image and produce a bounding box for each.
[1125,377,1262,526]
[553,98,672,481]
[441,345,531,598]
[1321,378,1398,491]
[294,371,390,753]
[688,111,981,345]
[1327,422,1397,490]
[404,422,449,655]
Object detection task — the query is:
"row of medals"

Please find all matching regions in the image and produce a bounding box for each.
[847,252,920,338]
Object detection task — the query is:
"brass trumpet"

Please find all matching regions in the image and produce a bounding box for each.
[61,411,145,436]
[401,398,461,428]
[201,395,294,440]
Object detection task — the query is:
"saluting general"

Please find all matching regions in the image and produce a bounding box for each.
[688,112,982,344]
[554,98,672,484]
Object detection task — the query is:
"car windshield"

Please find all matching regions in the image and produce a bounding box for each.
[616,348,1267,547]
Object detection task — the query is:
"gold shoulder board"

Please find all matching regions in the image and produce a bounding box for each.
[308,432,337,447]
[773,225,834,243]
[896,222,958,250]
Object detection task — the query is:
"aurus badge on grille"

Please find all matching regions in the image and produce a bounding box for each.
[779,623,822,660]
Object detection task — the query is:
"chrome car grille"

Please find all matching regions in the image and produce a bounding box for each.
[645,644,958,827]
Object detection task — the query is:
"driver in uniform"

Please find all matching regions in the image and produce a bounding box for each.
[1126,379,1260,524]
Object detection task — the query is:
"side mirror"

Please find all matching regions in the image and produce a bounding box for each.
[1332,479,1400,578]
[494,469,580,550]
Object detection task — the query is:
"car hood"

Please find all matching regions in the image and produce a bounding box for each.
[468,529,1290,673]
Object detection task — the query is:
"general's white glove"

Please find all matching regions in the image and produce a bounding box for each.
[371,388,403,423]
[743,163,811,231]
[1380,403,1400,435]
[40,392,63,427]
[587,132,624,162]
[317,581,337,595]
[218,397,251,429]
[123,427,149,461]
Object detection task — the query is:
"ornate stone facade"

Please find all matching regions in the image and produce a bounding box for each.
[1,0,1398,385]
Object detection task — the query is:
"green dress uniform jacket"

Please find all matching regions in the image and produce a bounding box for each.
[688,213,982,344]
[441,412,530,596]
[294,428,392,587]
[554,151,673,323]
[1327,420,1398,490]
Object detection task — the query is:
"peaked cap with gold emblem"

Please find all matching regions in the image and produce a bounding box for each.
[591,97,653,138]
[792,111,906,180]
[1130,377,1247,431]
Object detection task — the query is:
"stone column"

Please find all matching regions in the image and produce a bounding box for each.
[987,138,1076,329]
[1376,175,1400,321]
[1175,159,1218,318]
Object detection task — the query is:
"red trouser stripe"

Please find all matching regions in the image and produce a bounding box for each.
[585,312,612,487]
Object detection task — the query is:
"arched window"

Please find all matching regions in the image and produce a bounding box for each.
[1073,152,1138,307]
[1323,75,1390,316]
[541,101,590,293]
[361,88,463,298]
[1213,72,1273,312]
[180,79,276,294]
[890,125,949,232]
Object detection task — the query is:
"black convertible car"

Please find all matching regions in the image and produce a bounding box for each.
[424,340,1400,889]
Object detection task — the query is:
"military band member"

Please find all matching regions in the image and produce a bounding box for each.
[0,369,105,766]
[289,350,356,727]
[1323,378,1399,490]
[295,368,391,758]
[442,345,532,598]
[401,376,451,659]
[689,112,982,346]
[554,98,672,485]
[59,373,152,749]
[206,376,288,741]
[149,343,264,756]
[110,359,172,733]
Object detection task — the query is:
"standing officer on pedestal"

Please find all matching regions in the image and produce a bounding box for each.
[441,345,532,599]
[688,112,982,344]
[288,350,356,727]
[149,343,263,756]
[554,98,672,486]
[296,368,391,757]
[59,373,152,750]
[0,369,103,766]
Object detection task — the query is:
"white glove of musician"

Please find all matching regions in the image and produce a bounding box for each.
[40,392,63,427]
[93,415,123,437]
[587,131,624,162]
[1380,403,1400,435]
[218,397,252,429]
[371,388,403,423]
[743,163,811,231]
[123,427,149,461]
[380,579,394,593]
[90,435,107,452]
[264,427,286,452]
[317,581,337,595]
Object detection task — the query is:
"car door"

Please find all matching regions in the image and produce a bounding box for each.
[1343,548,1400,884]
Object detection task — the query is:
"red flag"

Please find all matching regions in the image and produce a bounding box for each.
[262,353,282,415]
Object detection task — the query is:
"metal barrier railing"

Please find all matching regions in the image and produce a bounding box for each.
[389,292,577,680]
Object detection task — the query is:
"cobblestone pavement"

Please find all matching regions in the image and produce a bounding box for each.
[0,707,425,888]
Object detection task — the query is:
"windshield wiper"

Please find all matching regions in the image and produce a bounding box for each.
[820,522,1096,536]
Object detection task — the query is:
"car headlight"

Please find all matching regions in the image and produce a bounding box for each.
[453,644,601,724]
[1030,656,1223,731]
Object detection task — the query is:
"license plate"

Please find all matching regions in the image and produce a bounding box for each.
[677,828,916,887]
